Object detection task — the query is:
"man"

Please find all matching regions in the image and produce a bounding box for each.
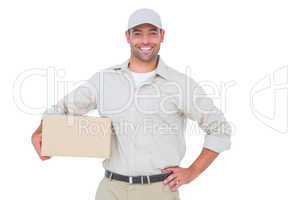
[31,8,231,200]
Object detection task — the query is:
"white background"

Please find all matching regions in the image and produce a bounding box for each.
[1,0,299,200]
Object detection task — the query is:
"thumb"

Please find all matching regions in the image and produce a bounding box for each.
[161,168,171,173]
[163,166,180,173]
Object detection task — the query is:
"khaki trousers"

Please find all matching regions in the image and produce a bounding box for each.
[95,177,181,200]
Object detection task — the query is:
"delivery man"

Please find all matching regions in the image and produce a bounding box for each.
[31,8,232,200]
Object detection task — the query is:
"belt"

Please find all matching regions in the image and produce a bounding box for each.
[104,170,172,184]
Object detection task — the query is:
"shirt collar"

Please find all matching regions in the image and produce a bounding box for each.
[116,55,170,80]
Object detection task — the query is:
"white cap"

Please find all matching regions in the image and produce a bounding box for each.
[127,8,162,31]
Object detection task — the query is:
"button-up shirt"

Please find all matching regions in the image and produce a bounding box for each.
[42,56,231,176]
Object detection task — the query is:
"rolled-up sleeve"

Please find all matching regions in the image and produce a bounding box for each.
[181,77,232,153]
[41,72,100,120]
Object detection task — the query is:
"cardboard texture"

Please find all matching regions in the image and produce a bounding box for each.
[41,115,112,158]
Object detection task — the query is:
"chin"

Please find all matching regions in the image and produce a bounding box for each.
[138,54,158,62]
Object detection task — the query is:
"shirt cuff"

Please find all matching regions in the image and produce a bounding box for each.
[203,134,231,153]
[40,106,65,120]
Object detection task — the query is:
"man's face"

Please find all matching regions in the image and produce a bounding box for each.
[126,23,165,62]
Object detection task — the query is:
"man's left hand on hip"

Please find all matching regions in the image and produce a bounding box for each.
[161,166,199,192]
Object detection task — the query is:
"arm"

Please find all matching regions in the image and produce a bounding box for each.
[163,77,231,191]
[162,148,219,191]
[41,72,100,119]
[189,147,219,177]
[33,72,100,160]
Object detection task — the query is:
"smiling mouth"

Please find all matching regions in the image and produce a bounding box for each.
[138,46,153,54]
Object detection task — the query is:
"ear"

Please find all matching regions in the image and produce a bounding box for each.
[160,29,165,43]
[125,31,130,43]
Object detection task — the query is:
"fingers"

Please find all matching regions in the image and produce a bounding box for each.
[32,132,51,161]
[169,178,179,189]
[163,173,181,192]
[40,155,51,160]
[162,166,180,173]
[32,133,41,153]
[162,167,184,192]
[171,180,181,192]
[163,173,176,185]
[161,169,169,173]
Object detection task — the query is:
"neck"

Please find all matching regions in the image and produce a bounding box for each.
[128,55,159,73]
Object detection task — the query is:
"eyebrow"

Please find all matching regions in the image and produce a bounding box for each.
[131,28,159,32]
[132,29,142,33]
[149,28,159,32]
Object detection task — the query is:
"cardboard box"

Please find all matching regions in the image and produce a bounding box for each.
[41,115,112,158]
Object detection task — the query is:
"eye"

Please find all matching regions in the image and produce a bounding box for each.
[150,31,158,35]
[133,32,142,36]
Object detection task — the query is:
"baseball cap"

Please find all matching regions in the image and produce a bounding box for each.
[127,8,163,31]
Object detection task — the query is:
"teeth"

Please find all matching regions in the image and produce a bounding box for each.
[140,47,152,51]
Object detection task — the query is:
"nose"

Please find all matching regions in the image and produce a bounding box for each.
[141,35,150,44]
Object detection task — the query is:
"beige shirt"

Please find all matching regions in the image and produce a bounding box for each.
[42,56,231,176]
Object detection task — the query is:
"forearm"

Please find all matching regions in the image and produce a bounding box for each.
[188,147,219,176]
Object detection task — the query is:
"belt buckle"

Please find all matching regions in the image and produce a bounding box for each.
[140,175,150,184]
[146,175,151,184]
